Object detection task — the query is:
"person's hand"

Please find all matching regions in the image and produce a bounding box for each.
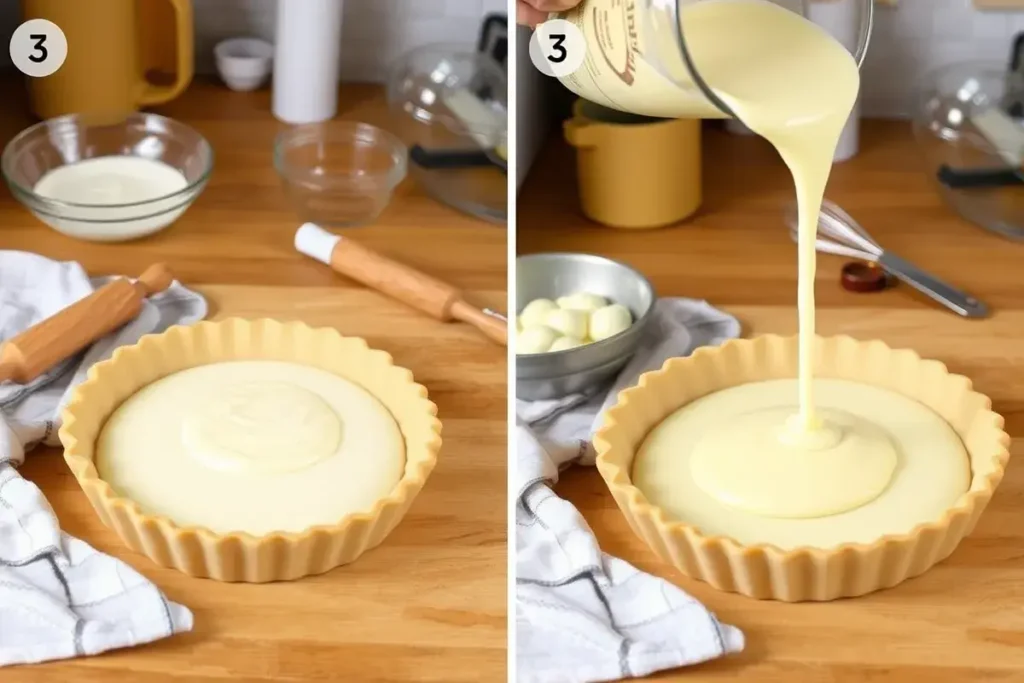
[517,0,582,28]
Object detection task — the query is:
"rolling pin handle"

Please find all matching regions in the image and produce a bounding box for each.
[295,222,342,265]
[135,263,174,296]
[0,263,174,386]
[0,356,19,384]
[293,223,508,346]
[451,301,508,346]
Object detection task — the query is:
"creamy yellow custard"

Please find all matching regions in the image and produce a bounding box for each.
[632,379,970,550]
[96,360,405,536]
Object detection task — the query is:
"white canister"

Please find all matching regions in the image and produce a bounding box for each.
[272,0,344,124]
[807,0,861,162]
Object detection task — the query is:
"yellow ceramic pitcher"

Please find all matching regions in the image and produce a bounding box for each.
[564,100,703,230]
[22,0,194,119]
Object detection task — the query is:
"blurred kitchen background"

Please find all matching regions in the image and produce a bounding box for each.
[518,0,1024,186]
[0,0,506,81]
[1,0,510,234]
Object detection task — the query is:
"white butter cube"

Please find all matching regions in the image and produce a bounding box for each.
[545,308,588,340]
[549,336,584,352]
[589,304,632,341]
[520,298,558,328]
[556,292,608,312]
[517,325,558,354]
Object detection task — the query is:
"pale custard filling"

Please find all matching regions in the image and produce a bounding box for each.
[632,379,970,550]
[96,360,405,536]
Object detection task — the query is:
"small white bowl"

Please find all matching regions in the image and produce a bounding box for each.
[215,37,273,92]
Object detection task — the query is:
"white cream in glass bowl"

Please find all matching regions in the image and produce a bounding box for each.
[1,112,212,242]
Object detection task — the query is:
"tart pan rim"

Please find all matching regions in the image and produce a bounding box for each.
[60,318,442,583]
[593,334,1011,601]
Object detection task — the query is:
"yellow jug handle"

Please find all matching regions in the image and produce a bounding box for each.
[564,119,599,148]
[138,0,194,106]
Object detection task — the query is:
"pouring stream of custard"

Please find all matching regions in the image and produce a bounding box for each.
[681,0,860,437]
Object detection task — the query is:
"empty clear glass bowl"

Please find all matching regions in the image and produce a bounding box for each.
[1,112,213,242]
[273,122,408,227]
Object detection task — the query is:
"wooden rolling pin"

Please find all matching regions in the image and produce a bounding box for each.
[294,223,508,346]
[0,264,174,385]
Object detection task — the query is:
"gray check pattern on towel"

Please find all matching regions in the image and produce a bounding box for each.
[0,251,203,667]
[515,299,745,683]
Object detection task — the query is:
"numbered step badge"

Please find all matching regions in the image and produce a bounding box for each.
[529,19,585,78]
[10,19,67,78]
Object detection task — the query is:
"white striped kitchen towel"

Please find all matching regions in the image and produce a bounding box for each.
[515,298,745,683]
[0,251,204,667]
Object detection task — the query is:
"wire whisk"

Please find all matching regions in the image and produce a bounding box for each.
[786,199,988,318]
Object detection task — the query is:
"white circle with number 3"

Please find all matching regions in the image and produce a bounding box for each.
[10,19,67,78]
[529,19,585,78]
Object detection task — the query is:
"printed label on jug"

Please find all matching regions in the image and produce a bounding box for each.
[554,0,676,116]
[593,0,638,85]
[540,0,724,120]
[555,3,624,111]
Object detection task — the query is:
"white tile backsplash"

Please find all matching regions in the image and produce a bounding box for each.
[863,0,1024,117]
[193,0,506,82]
[161,0,1024,115]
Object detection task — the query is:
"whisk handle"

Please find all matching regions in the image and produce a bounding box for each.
[878,252,989,319]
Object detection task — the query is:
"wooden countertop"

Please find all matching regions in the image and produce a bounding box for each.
[2,81,507,681]
[518,121,1024,681]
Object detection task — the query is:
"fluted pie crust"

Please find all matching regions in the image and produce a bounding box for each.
[593,335,1010,602]
[60,318,442,583]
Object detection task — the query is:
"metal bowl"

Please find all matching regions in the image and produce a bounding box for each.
[516,253,656,401]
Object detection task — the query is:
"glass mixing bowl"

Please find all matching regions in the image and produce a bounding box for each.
[273,121,408,227]
[387,43,507,225]
[2,112,213,242]
[914,61,1024,241]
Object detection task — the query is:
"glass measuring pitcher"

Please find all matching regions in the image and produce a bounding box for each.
[553,0,873,120]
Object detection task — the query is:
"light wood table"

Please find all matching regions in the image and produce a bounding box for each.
[519,120,1024,681]
[1,81,508,682]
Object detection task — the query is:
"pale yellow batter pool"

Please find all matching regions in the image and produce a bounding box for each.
[632,378,970,550]
[96,360,405,536]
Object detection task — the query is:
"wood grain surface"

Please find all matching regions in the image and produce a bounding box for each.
[518,121,1024,681]
[1,81,508,682]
